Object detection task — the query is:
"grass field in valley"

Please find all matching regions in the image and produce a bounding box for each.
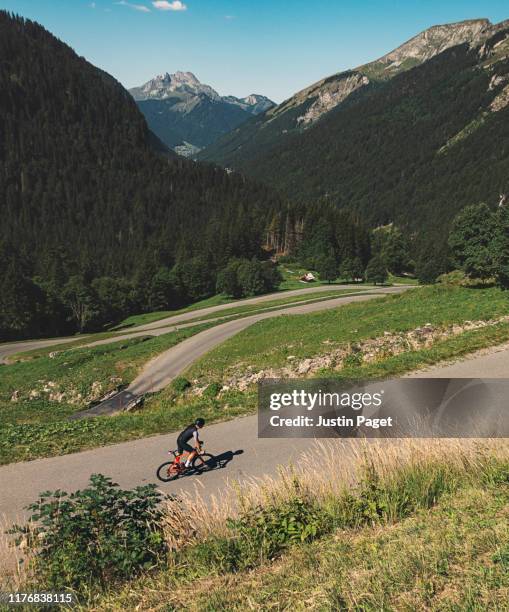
[2,285,509,464]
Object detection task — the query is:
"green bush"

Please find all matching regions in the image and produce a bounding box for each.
[437,270,467,286]
[203,382,222,399]
[186,493,327,574]
[171,376,191,394]
[351,460,389,524]
[342,351,363,368]
[10,475,166,591]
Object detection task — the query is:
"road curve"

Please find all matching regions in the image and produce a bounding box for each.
[128,287,407,394]
[129,284,379,332]
[0,284,390,363]
[2,342,509,526]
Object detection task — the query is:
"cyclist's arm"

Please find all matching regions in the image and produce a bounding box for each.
[192,429,202,449]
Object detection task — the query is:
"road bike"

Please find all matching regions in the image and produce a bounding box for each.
[156,447,217,482]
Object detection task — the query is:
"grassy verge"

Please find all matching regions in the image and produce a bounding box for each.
[186,285,509,382]
[388,272,419,285]
[6,331,129,362]
[23,439,505,610]
[123,473,509,611]
[145,287,375,329]
[110,294,234,330]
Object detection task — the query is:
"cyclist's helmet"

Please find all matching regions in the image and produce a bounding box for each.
[195,418,205,428]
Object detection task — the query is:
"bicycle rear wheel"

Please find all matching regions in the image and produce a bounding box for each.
[192,453,217,474]
[156,461,180,482]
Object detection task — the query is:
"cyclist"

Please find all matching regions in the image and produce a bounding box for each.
[176,418,205,468]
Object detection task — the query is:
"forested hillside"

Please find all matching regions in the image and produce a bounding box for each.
[202,22,509,252]
[0,12,283,340]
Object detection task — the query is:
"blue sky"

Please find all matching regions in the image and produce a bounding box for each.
[2,0,508,101]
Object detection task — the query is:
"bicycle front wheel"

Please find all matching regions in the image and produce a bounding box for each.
[192,453,217,474]
[156,461,180,482]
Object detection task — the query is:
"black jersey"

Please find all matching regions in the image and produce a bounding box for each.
[178,424,199,444]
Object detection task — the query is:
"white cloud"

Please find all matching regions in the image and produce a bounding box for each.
[89,2,96,8]
[152,0,187,11]
[116,0,151,12]
[224,15,236,20]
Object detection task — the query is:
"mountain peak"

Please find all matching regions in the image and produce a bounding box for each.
[269,17,508,126]
[131,71,220,101]
[129,72,275,156]
[130,72,275,114]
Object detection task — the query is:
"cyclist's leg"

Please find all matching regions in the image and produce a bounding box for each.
[182,441,195,467]
[176,442,187,465]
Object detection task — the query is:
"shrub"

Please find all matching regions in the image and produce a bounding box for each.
[187,493,327,574]
[351,460,388,524]
[10,475,166,591]
[437,270,467,286]
[226,495,326,570]
[171,376,191,394]
[203,382,222,398]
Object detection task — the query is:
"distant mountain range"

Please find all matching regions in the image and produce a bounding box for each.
[200,18,509,242]
[130,71,274,156]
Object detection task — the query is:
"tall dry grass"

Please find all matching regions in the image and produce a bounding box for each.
[0,514,33,591]
[160,438,509,553]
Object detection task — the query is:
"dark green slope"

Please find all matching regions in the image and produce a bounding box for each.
[0,11,280,275]
[0,12,282,339]
[202,30,509,240]
[136,96,253,151]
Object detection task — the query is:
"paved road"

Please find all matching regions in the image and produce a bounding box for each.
[130,284,379,332]
[129,287,406,394]
[0,284,375,363]
[67,288,406,417]
[0,336,89,364]
[75,287,387,353]
[1,323,508,526]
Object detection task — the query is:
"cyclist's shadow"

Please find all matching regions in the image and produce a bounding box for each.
[210,449,244,471]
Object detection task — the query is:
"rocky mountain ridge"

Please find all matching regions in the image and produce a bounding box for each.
[199,17,509,254]
[129,72,274,156]
[269,18,509,127]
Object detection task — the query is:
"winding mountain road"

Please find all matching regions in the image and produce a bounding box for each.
[128,287,407,394]
[0,285,415,525]
[0,284,390,364]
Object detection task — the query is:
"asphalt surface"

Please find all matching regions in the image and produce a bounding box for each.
[130,284,381,332]
[1,316,509,525]
[63,288,406,417]
[0,336,89,364]
[128,287,407,394]
[0,284,376,364]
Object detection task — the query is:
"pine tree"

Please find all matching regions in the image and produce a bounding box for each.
[317,254,338,284]
[365,256,388,285]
